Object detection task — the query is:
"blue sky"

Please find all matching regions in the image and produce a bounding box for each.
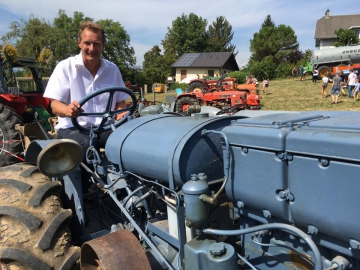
[0,0,357,67]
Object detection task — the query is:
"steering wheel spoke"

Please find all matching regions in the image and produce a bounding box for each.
[71,86,137,133]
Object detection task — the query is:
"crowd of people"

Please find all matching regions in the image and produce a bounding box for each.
[292,65,360,104]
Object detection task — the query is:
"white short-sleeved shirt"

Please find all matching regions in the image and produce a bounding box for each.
[348,72,357,86]
[44,53,129,130]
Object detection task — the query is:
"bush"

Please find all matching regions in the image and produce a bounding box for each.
[227,71,247,84]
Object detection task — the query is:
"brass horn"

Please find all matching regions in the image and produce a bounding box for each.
[25,139,83,177]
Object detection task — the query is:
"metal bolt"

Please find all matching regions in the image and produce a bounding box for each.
[350,239,360,250]
[279,190,287,199]
[237,201,245,209]
[242,147,248,154]
[320,158,330,167]
[263,210,271,218]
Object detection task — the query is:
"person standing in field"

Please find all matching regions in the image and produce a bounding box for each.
[347,68,357,98]
[312,69,319,83]
[331,71,342,104]
[299,66,304,81]
[353,78,360,101]
[292,67,297,81]
[262,77,269,95]
[321,73,329,98]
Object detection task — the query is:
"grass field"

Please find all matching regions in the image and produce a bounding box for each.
[143,77,360,112]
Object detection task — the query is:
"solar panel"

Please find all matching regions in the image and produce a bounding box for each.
[173,53,201,67]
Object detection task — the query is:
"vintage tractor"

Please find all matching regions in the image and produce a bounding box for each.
[0,55,53,166]
[174,74,261,115]
[0,85,359,270]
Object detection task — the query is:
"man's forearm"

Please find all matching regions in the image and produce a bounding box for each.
[51,99,82,118]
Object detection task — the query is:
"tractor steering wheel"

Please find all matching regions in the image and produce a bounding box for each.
[71,86,137,133]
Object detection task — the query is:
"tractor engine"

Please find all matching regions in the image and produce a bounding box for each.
[102,111,360,270]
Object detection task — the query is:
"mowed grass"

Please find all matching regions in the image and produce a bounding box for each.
[143,77,360,111]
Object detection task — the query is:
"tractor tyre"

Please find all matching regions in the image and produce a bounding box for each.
[187,82,205,93]
[0,163,80,270]
[0,104,24,167]
[175,97,198,114]
[318,66,331,78]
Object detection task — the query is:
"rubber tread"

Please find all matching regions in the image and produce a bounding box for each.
[0,164,78,269]
[0,247,51,270]
[38,209,72,251]
[0,206,42,231]
[0,179,32,193]
[59,247,80,270]
[20,165,39,178]
[28,181,62,207]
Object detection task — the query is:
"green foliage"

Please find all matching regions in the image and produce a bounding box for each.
[250,18,300,65]
[97,19,136,81]
[227,71,247,84]
[169,82,188,91]
[2,15,53,59]
[143,45,170,84]
[1,10,137,83]
[207,16,237,55]
[162,13,208,58]
[52,10,93,59]
[333,28,359,47]
[261,15,275,28]
[248,56,277,80]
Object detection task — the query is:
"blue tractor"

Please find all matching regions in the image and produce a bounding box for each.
[0,86,360,270]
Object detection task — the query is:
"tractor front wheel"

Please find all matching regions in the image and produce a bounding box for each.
[175,97,198,114]
[0,104,24,166]
[0,163,80,270]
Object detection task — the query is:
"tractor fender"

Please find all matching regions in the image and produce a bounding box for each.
[175,93,200,100]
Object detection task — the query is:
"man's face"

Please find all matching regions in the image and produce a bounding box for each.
[78,28,104,64]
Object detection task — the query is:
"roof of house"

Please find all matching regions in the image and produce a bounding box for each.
[171,52,239,70]
[315,10,360,39]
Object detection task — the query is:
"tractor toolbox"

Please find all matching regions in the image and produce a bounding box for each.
[223,111,360,243]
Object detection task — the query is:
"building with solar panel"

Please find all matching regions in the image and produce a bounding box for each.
[171,52,239,82]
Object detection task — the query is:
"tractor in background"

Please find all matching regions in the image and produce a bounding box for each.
[174,74,261,115]
[0,55,53,166]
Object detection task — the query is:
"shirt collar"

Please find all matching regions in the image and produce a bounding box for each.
[74,52,108,71]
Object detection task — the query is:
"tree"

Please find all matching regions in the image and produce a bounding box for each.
[207,16,238,55]
[143,45,170,83]
[1,15,53,59]
[261,15,275,28]
[250,24,300,64]
[97,19,136,81]
[333,28,359,47]
[162,13,208,58]
[52,10,93,60]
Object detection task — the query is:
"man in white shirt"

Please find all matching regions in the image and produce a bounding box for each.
[347,68,357,98]
[44,21,129,157]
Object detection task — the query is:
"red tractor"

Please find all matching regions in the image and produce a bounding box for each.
[0,56,53,166]
[175,74,261,115]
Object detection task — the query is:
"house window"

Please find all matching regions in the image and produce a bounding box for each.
[208,70,214,77]
[181,70,187,81]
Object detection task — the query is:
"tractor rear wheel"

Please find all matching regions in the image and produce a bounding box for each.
[0,104,24,166]
[318,66,331,78]
[175,97,198,114]
[187,82,205,93]
[0,163,80,270]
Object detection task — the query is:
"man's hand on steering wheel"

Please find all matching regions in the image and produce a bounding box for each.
[71,86,137,133]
